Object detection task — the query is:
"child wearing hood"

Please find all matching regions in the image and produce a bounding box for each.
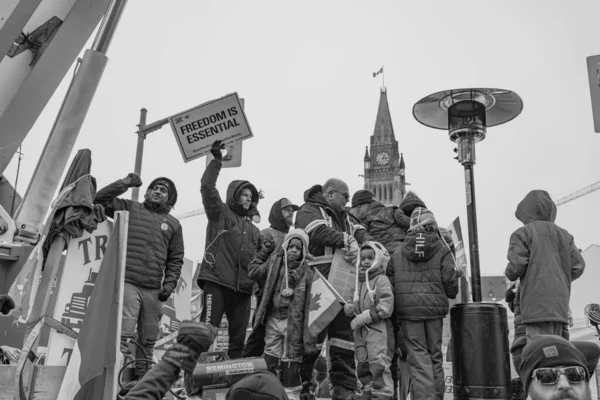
[504,190,585,341]
[344,241,394,400]
[248,229,314,392]
[387,207,458,400]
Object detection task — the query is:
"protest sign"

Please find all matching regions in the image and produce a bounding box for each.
[169,92,252,163]
[327,249,356,302]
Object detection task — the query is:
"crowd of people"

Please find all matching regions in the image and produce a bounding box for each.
[2,139,600,400]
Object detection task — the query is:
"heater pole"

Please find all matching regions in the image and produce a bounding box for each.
[463,163,482,302]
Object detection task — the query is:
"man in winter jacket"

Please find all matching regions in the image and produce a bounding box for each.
[505,190,585,341]
[244,198,299,358]
[387,207,458,400]
[295,178,371,400]
[94,173,184,376]
[197,140,261,359]
[350,189,410,256]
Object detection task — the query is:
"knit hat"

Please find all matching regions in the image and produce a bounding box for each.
[520,335,589,392]
[226,371,289,400]
[409,207,437,232]
[147,177,178,207]
[399,191,426,215]
[351,190,375,208]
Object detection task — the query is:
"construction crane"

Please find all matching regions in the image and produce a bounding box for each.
[175,208,206,220]
[556,181,600,206]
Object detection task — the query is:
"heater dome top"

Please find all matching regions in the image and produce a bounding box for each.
[412,88,523,130]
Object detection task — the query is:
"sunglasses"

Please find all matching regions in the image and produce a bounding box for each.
[531,366,586,385]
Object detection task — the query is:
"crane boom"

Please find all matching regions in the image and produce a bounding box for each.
[175,208,206,220]
[556,181,600,206]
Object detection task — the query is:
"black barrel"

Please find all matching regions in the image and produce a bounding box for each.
[450,302,511,399]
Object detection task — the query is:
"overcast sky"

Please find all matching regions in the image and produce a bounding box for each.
[5,0,599,276]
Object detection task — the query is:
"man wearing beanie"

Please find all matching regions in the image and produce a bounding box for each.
[95,173,183,380]
[244,198,300,358]
[505,190,585,341]
[197,140,261,360]
[350,189,410,255]
[520,335,592,400]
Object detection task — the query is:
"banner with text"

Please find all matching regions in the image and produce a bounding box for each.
[46,220,113,365]
[169,92,253,163]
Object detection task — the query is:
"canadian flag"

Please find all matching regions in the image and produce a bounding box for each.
[307,269,345,336]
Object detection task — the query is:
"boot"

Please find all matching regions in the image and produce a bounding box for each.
[299,381,316,400]
[264,354,280,377]
[281,361,302,388]
[331,385,358,400]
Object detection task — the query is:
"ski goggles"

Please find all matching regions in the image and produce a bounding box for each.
[531,366,587,385]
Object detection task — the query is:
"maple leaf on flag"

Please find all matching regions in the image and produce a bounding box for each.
[310,292,322,312]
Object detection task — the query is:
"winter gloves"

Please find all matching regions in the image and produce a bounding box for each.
[210,140,225,161]
[123,173,143,188]
[0,294,15,315]
[161,321,217,374]
[256,237,275,260]
[350,310,373,331]
[158,287,172,302]
[343,233,360,264]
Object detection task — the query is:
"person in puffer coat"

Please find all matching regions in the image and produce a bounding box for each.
[344,241,395,400]
[387,207,458,400]
[244,198,300,358]
[248,229,313,392]
[94,174,184,377]
[350,190,410,255]
[197,140,261,359]
[504,190,585,341]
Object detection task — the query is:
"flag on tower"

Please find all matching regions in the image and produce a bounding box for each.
[373,66,384,78]
[307,269,345,336]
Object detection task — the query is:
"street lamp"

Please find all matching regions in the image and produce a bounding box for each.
[413,88,523,301]
[413,88,523,399]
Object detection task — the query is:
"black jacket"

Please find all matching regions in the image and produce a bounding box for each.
[197,159,260,294]
[94,177,184,293]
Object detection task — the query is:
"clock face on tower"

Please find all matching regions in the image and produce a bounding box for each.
[376,152,390,165]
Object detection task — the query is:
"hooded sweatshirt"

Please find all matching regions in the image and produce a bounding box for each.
[387,225,458,320]
[197,159,261,294]
[505,190,585,324]
[249,229,314,359]
[94,176,184,292]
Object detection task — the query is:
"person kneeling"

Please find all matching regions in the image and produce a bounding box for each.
[249,229,314,392]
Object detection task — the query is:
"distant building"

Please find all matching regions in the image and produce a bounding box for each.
[363,89,406,206]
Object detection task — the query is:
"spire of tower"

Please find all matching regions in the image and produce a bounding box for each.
[372,88,396,145]
[364,146,370,161]
[400,153,405,169]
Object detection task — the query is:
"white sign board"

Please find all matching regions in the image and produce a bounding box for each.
[169,92,253,163]
[46,220,113,365]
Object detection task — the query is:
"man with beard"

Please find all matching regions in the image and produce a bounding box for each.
[197,140,261,360]
[520,335,593,400]
[295,178,371,400]
[94,174,184,379]
[243,197,299,358]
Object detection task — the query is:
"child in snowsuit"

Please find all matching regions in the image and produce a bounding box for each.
[387,207,458,400]
[344,241,395,400]
[248,228,314,391]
